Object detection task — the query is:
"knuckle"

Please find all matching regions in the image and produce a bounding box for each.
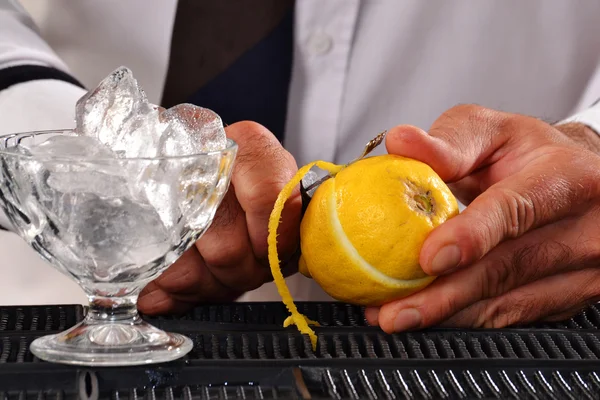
[228,264,271,292]
[430,105,468,136]
[443,104,501,133]
[232,123,294,171]
[447,103,486,119]
[243,167,299,217]
[428,287,462,324]
[572,152,600,197]
[155,267,195,292]
[430,104,474,136]
[430,104,507,157]
[490,186,536,239]
[244,175,289,213]
[225,274,264,293]
[441,296,458,318]
[494,112,525,135]
[231,120,271,140]
[210,191,241,229]
[530,173,571,217]
[480,296,527,328]
[229,141,297,215]
[461,206,495,259]
[201,239,247,269]
[509,240,572,283]
[571,269,600,304]
[483,255,515,297]
[586,207,600,258]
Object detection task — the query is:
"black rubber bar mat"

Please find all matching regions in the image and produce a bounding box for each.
[1,301,600,399]
[3,302,600,332]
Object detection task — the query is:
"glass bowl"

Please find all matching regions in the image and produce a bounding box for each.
[0,129,237,366]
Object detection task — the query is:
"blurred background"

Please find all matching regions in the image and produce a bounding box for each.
[19,0,175,104]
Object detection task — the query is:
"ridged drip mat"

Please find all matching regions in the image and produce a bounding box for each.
[1,302,600,399]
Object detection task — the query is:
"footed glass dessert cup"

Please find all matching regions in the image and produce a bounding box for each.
[0,130,237,366]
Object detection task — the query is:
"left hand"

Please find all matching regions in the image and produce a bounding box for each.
[365,104,600,333]
[137,121,302,314]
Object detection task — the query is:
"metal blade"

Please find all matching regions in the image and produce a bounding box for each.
[300,171,330,213]
[299,130,388,213]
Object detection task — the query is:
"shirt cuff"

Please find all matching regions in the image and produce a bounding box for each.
[560,99,600,135]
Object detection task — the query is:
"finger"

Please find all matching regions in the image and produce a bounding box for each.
[386,104,574,183]
[385,106,600,275]
[373,215,599,334]
[421,148,598,275]
[137,281,194,315]
[439,268,600,329]
[195,186,271,291]
[364,307,380,326]
[540,307,593,323]
[225,121,302,263]
[138,246,241,315]
[384,105,521,183]
[384,105,570,199]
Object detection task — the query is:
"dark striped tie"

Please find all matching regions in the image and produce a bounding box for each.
[161,0,295,143]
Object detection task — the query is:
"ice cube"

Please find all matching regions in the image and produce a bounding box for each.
[75,67,228,159]
[75,66,156,153]
[103,102,170,159]
[130,160,181,229]
[64,194,171,279]
[19,135,130,200]
[32,167,133,246]
[130,154,221,230]
[158,104,227,156]
[27,135,115,159]
[46,170,130,199]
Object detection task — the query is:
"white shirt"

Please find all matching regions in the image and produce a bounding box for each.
[1,0,600,306]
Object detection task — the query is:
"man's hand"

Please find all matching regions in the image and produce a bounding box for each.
[137,121,302,314]
[365,104,600,332]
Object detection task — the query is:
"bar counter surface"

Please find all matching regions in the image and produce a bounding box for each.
[1,301,600,399]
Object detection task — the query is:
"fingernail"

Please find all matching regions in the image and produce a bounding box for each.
[393,308,422,331]
[430,244,461,275]
[364,307,380,326]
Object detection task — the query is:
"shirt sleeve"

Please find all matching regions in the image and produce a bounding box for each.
[0,0,88,231]
[560,61,600,135]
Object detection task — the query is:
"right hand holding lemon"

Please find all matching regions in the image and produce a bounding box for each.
[367,104,600,335]
[269,104,600,349]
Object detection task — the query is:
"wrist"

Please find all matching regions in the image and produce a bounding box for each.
[555,121,600,155]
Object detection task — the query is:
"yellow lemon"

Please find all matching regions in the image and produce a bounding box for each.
[267,154,459,350]
[299,154,458,305]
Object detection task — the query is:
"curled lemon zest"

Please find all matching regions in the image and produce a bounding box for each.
[268,161,343,351]
[283,315,320,328]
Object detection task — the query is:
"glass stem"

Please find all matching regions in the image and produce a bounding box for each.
[86,294,141,324]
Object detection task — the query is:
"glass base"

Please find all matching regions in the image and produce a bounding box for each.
[30,317,193,367]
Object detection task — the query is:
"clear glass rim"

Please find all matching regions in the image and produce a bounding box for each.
[0,129,238,162]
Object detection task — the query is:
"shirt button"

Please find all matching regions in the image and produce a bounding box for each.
[306,31,333,55]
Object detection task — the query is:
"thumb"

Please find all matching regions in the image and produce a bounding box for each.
[384,125,462,181]
[384,105,514,183]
